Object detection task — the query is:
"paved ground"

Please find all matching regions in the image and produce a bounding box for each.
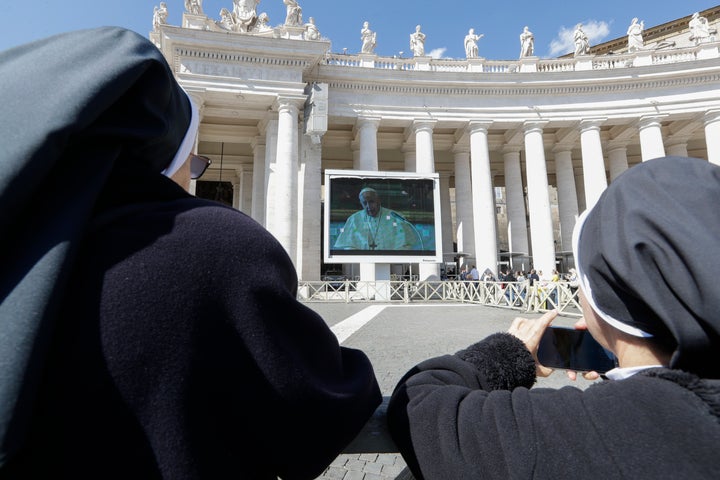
[307,302,598,480]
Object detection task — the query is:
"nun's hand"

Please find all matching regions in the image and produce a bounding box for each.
[508,310,556,377]
[565,318,601,381]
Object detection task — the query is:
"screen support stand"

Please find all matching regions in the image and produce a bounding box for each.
[418,263,441,281]
[360,263,391,301]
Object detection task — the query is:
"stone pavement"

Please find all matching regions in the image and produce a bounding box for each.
[308,302,597,480]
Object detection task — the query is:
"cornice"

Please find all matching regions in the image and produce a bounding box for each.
[158,25,330,76]
[323,69,720,98]
[174,46,313,70]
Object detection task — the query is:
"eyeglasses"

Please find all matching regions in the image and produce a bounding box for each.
[189,154,211,179]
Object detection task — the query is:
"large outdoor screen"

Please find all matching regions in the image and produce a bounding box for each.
[324,170,442,264]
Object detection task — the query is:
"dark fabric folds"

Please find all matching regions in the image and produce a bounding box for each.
[575,156,720,378]
[0,27,192,465]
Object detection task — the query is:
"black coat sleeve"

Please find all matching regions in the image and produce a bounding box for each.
[389,327,720,480]
[387,333,537,480]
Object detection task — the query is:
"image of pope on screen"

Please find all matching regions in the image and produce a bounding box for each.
[334,187,423,250]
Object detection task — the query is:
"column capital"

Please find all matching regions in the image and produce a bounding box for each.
[704,109,720,125]
[186,91,206,117]
[502,144,522,155]
[451,144,470,155]
[259,113,279,134]
[356,115,382,129]
[606,144,628,155]
[578,118,607,133]
[405,120,437,145]
[400,142,416,153]
[606,136,630,152]
[664,136,691,148]
[523,120,549,134]
[467,120,493,135]
[274,94,306,113]
[551,144,574,154]
[408,119,438,135]
[250,136,266,150]
[637,114,669,131]
[354,116,381,144]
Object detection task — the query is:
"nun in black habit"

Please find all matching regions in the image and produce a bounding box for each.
[0,27,380,478]
[388,156,720,479]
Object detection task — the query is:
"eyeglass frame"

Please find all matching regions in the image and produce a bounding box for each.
[189,154,211,180]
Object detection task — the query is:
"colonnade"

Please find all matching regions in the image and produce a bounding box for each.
[206,99,720,282]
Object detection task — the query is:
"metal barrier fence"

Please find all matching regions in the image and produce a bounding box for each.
[299,280,582,317]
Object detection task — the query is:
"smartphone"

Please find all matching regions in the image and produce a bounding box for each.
[537,326,616,374]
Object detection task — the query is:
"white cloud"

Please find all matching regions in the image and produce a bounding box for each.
[428,47,448,59]
[547,20,611,57]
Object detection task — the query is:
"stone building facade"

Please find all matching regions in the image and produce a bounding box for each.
[150,4,720,281]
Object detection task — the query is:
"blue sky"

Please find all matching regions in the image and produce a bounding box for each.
[1,1,717,59]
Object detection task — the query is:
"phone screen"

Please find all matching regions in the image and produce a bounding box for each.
[537,326,616,374]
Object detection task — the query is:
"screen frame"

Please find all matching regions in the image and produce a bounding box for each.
[323,169,443,264]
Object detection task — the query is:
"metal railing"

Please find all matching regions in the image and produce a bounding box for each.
[299,280,582,317]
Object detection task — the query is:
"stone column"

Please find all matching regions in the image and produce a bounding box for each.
[187,94,205,196]
[468,121,498,276]
[502,147,529,268]
[262,119,279,226]
[607,146,629,182]
[232,170,242,211]
[251,136,267,224]
[439,174,454,269]
[666,142,689,157]
[351,143,361,170]
[574,168,586,213]
[353,116,382,281]
[297,133,323,281]
[242,169,253,214]
[413,120,437,174]
[553,148,579,253]
[523,121,555,276]
[638,116,667,162]
[412,120,440,279]
[357,116,381,170]
[704,110,720,166]
[453,146,474,265]
[353,118,381,282]
[579,119,608,211]
[403,145,417,172]
[266,95,304,264]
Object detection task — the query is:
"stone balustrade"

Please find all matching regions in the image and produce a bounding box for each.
[323,42,719,73]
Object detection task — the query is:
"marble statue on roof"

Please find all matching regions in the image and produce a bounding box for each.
[573,23,590,56]
[627,17,644,52]
[153,3,168,31]
[218,7,235,31]
[232,0,259,32]
[464,28,483,58]
[519,26,534,57]
[305,17,320,41]
[284,0,303,27]
[254,12,272,32]
[361,21,377,54]
[410,25,426,56]
[689,12,716,45]
[184,0,203,15]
